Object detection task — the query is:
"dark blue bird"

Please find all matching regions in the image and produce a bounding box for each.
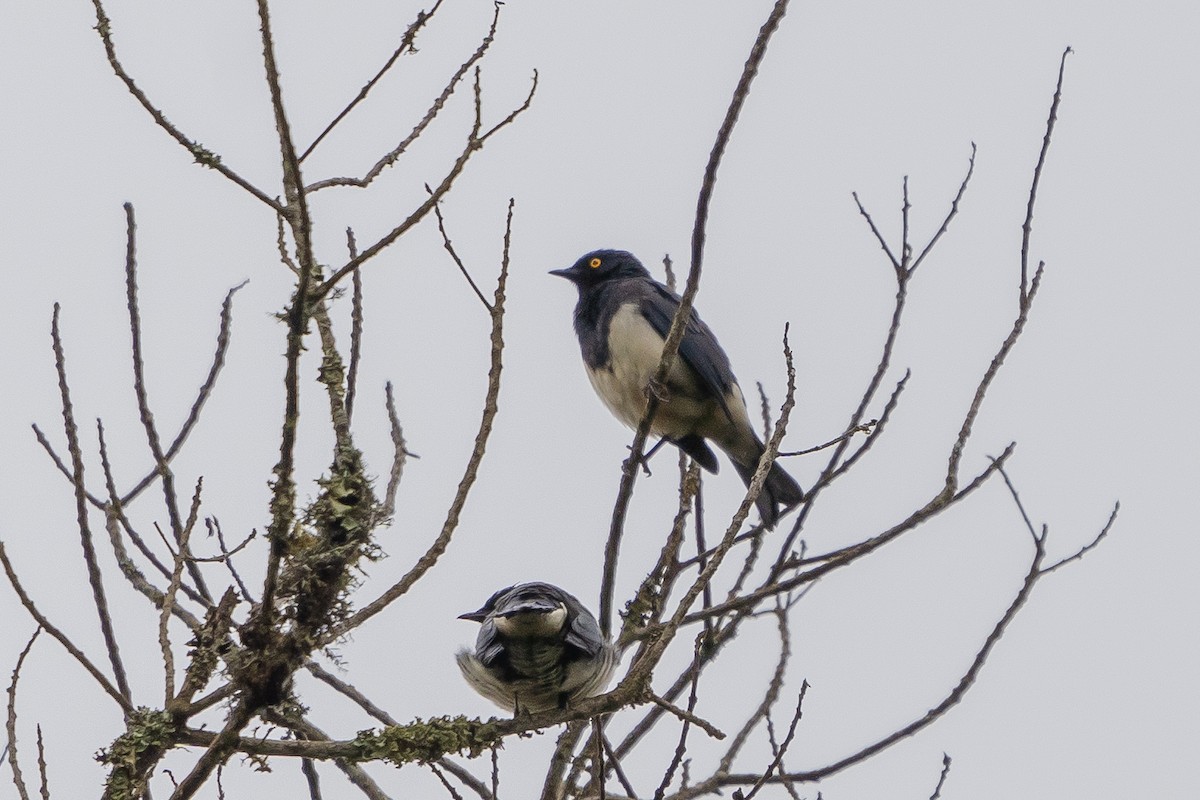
[551,249,803,528]
[456,582,618,715]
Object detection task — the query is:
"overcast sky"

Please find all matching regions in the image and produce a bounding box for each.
[1,1,1197,798]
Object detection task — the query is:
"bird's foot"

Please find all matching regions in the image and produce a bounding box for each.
[626,438,668,477]
[645,377,671,404]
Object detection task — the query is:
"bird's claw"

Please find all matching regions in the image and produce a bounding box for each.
[625,446,654,477]
[645,377,671,404]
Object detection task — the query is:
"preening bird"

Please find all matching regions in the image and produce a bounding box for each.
[456,582,618,715]
[551,249,804,528]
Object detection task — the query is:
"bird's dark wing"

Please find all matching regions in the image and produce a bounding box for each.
[474,620,506,667]
[562,597,606,659]
[637,280,738,416]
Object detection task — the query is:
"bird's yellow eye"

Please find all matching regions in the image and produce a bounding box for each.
[589,257,602,269]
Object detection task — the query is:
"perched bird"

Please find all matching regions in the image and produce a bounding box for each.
[456,582,618,715]
[551,249,803,528]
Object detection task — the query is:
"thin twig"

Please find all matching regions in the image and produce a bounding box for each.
[381,382,416,519]
[1042,501,1118,574]
[311,71,536,303]
[121,280,246,506]
[207,517,254,602]
[929,753,952,800]
[89,0,283,211]
[98,425,205,628]
[539,721,587,800]
[299,0,446,162]
[6,628,40,800]
[332,200,513,640]
[123,203,211,602]
[301,757,323,800]
[651,645,701,800]
[740,682,808,800]
[717,605,792,774]
[778,421,876,458]
[345,228,364,424]
[306,2,499,192]
[910,145,977,274]
[649,694,725,741]
[429,763,466,800]
[0,543,133,714]
[1022,49,1072,301]
[160,479,201,703]
[51,303,133,703]
[431,188,492,310]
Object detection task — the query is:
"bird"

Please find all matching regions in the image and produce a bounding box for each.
[551,248,803,528]
[456,582,618,716]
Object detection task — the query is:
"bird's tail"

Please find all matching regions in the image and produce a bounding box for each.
[731,450,804,530]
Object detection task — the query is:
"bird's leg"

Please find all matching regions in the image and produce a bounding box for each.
[626,438,668,477]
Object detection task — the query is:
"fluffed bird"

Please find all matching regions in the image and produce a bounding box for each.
[456,582,618,715]
[551,249,803,528]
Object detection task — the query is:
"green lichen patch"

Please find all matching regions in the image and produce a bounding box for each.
[352,716,504,766]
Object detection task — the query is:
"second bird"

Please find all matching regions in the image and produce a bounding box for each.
[457,582,618,715]
[551,249,803,528]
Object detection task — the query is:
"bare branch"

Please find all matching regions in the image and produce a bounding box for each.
[1042,501,1118,574]
[207,517,255,602]
[6,628,40,800]
[929,753,952,800]
[121,279,246,506]
[429,763,466,800]
[301,757,323,800]
[740,682,807,800]
[345,228,364,424]
[167,700,254,800]
[852,191,902,275]
[431,189,493,310]
[0,543,133,714]
[910,144,976,274]
[88,0,283,211]
[766,534,1046,784]
[98,421,206,624]
[649,692,725,741]
[381,382,417,519]
[30,424,105,508]
[257,0,317,624]
[305,2,498,192]
[333,200,513,639]
[717,605,792,774]
[312,71,536,302]
[123,203,212,602]
[1022,48,1072,300]
[160,479,201,703]
[539,722,588,800]
[50,303,133,703]
[779,420,876,458]
[600,0,792,638]
[299,0,446,163]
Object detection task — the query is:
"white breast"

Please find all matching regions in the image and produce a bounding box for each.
[587,302,710,439]
[587,303,665,429]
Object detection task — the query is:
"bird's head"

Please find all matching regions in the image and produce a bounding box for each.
[550,249,650,287]
[458,582,572,637]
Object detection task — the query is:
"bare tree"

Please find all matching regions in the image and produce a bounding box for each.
[2,2,1115,799]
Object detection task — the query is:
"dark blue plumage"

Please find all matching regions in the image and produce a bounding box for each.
[456,582,617,715]
[551,249,803,527]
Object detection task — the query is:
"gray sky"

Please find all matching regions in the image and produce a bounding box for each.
[1,1,1197,797]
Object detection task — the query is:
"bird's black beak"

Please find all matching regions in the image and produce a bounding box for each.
[457,609,488,622]
[548,266,576,281]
